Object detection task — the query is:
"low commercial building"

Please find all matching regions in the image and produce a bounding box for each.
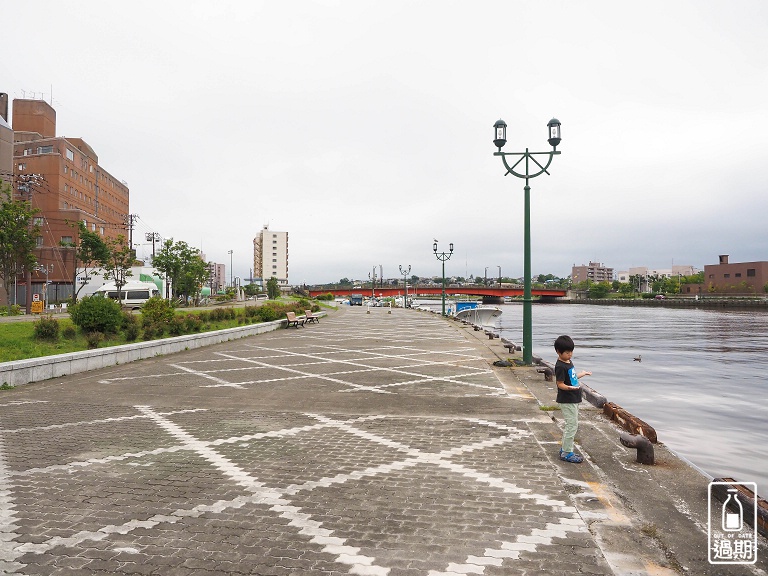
[700,255,768,295]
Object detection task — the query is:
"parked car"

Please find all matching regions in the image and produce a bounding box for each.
[654,294,666,300]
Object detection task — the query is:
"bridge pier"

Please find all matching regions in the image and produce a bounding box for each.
[482,296,504,305]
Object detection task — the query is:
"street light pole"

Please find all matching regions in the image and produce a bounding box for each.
[492,117,562,365]
[399,265,411,308]
[433,241,453,317]
[498,266,502,288]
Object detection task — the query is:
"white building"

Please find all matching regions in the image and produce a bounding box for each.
[253,225,289,288]
[616,265,698,291]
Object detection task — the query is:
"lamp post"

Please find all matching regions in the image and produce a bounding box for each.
[368,268,376,299]
[433,241,453,316]
[228,250,233,288]
[498,266,502,288]
[484,267,488,287]
[35,264,53,309]
[493,117,562,365]
[399,264,411,308]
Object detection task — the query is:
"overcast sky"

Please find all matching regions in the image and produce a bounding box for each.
[4,1,767,284]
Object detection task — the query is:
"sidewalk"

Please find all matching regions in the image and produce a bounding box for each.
[0,306,764,575]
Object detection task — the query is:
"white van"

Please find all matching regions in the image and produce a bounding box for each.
[94,281,160,310]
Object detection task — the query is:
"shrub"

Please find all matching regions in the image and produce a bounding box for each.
[85,331,104,349]
[69,296,123,334]
[142,323,165,340]
[316,293,334,301]
[168,316,186,336]
[141,297,175,328]
[62,325,77,340]
[33,315,60,341]
[181,314,198,333]
[124,321,140,341]
[257,304,280,322]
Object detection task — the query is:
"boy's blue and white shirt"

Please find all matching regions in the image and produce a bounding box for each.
[567,366,579,386]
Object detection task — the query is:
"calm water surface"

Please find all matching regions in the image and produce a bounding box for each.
[495,303,768,497]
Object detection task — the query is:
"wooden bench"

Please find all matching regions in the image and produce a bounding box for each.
[304,310,320,323]
[285,311,305,328]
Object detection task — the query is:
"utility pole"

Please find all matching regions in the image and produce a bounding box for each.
[145,232,161,258]
[126,214,138,255]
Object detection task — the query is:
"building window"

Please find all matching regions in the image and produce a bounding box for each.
[66,149,75,161]
[23,148,31,156]
[18,163,25,170]
[33,217,44,226]
[724,274,730,279]
[61,236,73,245]
[735,273,742,278]
[64,165,68,174]
[100,227,104,235]
[91,223,96,231]
[747,269,756,277]
[272,259,277,262]
[37,145,53,154]
[36,236,44,248]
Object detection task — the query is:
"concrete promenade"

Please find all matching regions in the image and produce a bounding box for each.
[0,306,765,575]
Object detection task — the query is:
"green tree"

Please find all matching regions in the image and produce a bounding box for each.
[101,234,134,303]
[0,183,40,313]
[62,220,110,302]
[267,277,280,300]
[588,282,611,299]
[152,239,207,302]
[243,283,259,297]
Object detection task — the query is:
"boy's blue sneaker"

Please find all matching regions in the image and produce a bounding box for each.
[560,451,583,464]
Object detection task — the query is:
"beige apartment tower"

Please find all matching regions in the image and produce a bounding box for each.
[253,225,289,287]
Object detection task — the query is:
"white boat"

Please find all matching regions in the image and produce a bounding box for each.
[450,301,502,326]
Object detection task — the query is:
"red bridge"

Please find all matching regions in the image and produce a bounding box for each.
[308,287,567,299]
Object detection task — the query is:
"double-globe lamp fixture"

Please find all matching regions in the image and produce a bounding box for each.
[492,117,562,365]
[433,241,453,317]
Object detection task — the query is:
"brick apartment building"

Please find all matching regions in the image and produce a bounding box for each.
[8,98,130,306]
[571,261,614,284]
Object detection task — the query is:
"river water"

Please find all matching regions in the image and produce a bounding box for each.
[413,300,767,497]
[496,303,768,498]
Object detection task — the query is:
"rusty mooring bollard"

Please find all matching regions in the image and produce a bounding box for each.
[620,432,654,465]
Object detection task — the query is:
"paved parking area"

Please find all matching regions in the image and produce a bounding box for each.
[0,306,722,575]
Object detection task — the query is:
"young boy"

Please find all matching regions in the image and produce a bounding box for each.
[554,335,592,463]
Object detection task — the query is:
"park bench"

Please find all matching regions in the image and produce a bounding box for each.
[285,311,305,328]
[304,310,320,323]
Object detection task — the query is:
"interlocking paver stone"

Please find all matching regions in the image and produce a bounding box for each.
[0,307,765,575]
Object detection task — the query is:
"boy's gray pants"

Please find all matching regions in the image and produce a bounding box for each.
[559,402,579,453]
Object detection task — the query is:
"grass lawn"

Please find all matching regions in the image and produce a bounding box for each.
[0,314,262,363]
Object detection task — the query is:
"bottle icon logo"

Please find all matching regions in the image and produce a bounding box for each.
[708,481,757,565]
[721,489,743,532]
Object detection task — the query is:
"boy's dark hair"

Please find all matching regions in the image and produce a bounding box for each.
[554,335,575,353]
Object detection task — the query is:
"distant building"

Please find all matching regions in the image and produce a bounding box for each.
[253,225,289,288]
[700,255,768,295]
[0,93,12,185]
[571,262,614,284]
[617,265,697,292]
[8,98,130,306]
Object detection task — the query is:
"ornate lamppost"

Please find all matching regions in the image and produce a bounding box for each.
[227,249,233,288]
[492,117,562,365]
[399,264,411,308]
[433,241,453,316]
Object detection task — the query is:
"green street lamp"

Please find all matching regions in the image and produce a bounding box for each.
[399,264,411,308]
[493,117,562,365]
[433,241,453,316]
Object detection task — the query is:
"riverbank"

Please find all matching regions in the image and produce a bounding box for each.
[565,297,768,309]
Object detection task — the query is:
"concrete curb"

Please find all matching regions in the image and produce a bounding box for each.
[0,319,288,387]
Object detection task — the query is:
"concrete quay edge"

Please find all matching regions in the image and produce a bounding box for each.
[450,315,768,575]
[0,319,288,387]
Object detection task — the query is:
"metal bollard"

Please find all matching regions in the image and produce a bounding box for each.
[620,432,654,465]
